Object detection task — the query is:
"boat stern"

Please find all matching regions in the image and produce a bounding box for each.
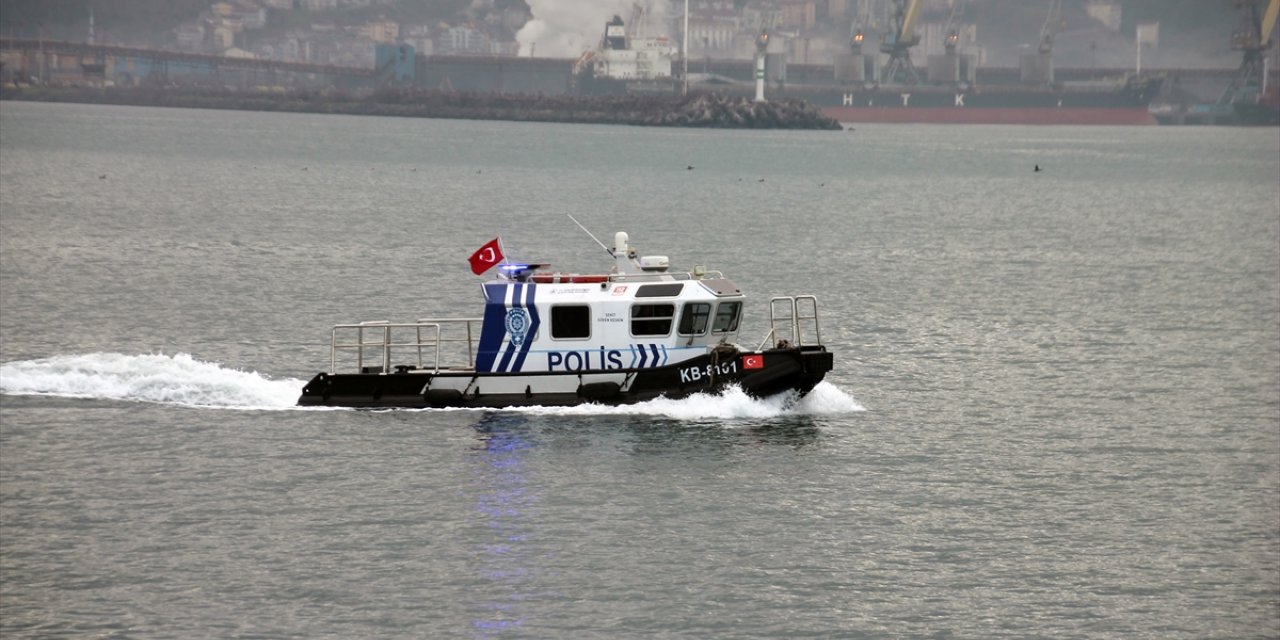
[738,345,833,398]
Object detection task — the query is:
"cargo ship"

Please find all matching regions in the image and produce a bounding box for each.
[683,60,1163,125]
[684,0,1162,125]
[1233,84,1280,126]
[778,75,1163,126]
[575,13,677,96]
[585,0,1163,125]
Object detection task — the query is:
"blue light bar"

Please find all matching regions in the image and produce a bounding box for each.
[498,263,549,272]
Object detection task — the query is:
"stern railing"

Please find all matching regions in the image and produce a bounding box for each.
[330,318,482,374]
[757,296,822,351]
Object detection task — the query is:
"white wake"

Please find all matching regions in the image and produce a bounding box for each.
[0,353,304,410]
[0,353,864,418]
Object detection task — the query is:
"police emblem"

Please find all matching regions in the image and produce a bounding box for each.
[504,308,531,346]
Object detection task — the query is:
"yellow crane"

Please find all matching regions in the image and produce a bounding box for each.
[1260,0,1280,48]
[1219,0,1280,107]
[880,0,923,84]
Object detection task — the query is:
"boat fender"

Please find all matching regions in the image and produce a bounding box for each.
[708,343,741,385]
[423,388,463,406]
[711,343,740,362]
[461,377,480,399]
[577,381,621,400]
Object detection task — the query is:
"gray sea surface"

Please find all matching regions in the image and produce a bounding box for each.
[1,101,1278,638]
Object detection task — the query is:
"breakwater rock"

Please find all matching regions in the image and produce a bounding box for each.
[0,85,843,130]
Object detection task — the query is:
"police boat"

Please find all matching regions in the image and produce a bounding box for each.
[297,231,833,409]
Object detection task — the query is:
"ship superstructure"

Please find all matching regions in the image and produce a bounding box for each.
[578,14,677,95]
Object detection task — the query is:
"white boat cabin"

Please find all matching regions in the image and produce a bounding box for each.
[475,232,744,375]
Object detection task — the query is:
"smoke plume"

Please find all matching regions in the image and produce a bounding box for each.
[517,0,671,58]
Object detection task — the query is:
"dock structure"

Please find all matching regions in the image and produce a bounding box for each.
[0,37,1244,93]
[1,37,1265,125]
[0,37,381,88]
[0,38,577,95]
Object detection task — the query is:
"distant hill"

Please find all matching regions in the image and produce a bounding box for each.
[0,0,515,46]
[0,0,209,43]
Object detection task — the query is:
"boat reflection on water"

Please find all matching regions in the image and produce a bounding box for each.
[467,414,541,637]
[619,416,822,450]
[461,406,834,633]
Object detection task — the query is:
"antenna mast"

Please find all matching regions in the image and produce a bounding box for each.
[567,215,613,256]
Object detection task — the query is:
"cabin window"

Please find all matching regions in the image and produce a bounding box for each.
[712,301,742,333]
[551,305,591,339]
[631,303,675,336]
[678,302,711,336]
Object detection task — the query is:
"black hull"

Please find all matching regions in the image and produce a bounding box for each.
[691,77,1164,124]
[782,77,1163,110]
[297,347,833,409]
[1233,101,1280,126]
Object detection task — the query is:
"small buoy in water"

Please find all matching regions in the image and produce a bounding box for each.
[98,174,106,180]
[757,178,765,182]
[1034,164,1041,172]
[687,165,694,170]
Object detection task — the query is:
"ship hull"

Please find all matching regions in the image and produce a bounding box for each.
[1233,101,1280,126]
[702,77,1164,125]
[819,105,1156,125]
[297,346,833,409]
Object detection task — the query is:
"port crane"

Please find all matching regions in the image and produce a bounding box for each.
[942,1,963,54]
[1019,0,1061,84]
[1038,0,1062,56]
[848,0,874,56]
[880,0,923,84]
[1218,0,1280,108]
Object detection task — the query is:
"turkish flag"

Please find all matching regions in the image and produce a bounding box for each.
[743,354,764,370]
[468,237,504,275]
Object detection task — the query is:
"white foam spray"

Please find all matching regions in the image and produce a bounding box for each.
[517,382,864,420]
[0,353,304,410]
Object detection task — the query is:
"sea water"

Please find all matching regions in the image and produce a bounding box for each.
[1,101,1277,638]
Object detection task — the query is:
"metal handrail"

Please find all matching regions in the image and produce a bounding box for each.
[763,295,822,350]
[329,318,483,374]
[602,270,726,283]
[795,295,822,346]
[755,327,777,352]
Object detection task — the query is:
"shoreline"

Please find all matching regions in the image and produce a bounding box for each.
[0,86,845,130]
